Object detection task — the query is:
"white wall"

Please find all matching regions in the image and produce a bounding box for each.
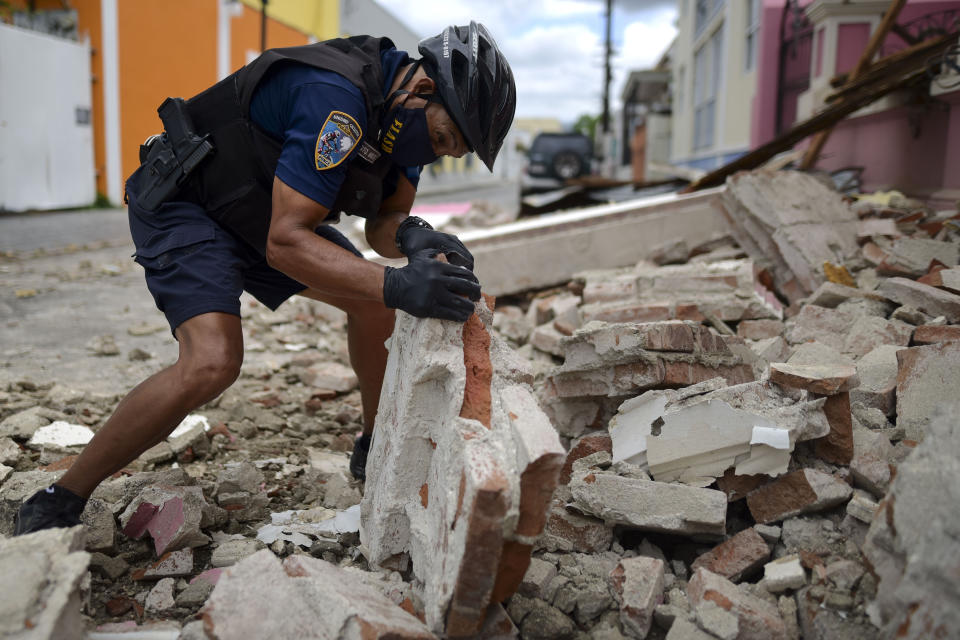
[340,0,421,54]
[0,23,95,211]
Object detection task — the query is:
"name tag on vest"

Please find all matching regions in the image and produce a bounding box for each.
[356,141,381,165]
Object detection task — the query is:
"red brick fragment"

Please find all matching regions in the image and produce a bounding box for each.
[460,312,492,429]
[814,393,854,465]
[715,469,766,502]
[691,528,770,582]
[913,325,960,345]
[559,431,612,485]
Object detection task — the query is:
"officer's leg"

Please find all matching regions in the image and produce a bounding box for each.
[57,312,243,498]
[298,290,394,436]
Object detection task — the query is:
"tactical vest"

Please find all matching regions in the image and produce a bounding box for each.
[180,36,398,254]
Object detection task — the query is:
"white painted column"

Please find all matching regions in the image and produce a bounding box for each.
[100,0,122,205]
[217,0,232,80]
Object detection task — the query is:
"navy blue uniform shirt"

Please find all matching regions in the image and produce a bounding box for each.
[249,46,421,212]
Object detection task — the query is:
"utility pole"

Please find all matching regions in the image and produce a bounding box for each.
[602,0,613,135]
[601,0,614,176]
[260,0,269,53]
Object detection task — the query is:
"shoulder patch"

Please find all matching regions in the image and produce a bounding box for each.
[315,111,362,171]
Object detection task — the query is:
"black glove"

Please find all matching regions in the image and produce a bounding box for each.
[383,249,481,322]
[396,216,475,271]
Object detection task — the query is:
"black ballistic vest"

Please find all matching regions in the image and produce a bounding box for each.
[181,36,398,254]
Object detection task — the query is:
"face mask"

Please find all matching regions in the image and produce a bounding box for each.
[380,101,437,167]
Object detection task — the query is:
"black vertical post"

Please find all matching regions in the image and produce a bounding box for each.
[260,0,269,53]
[602,0,613,134]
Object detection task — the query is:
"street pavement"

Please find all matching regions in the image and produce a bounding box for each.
[0,179,519,395]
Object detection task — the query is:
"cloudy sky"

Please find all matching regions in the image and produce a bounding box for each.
[375,0,678,125]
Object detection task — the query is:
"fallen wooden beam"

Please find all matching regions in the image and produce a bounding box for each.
[800,0,908,169]
[683,69,928,192]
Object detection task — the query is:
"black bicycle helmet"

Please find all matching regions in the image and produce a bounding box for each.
[418,22,517,171]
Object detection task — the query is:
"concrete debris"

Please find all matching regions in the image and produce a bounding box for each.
[768,362,859,396]
[119,485,211,556]
[80,498,116,552]
[609,556,665,638]
[687,567,788,640]
[720,170,860,304]
[300,361,360,393]
[202,550,435,639]
[546,320,754,402]
[256,504,361,548]
[569,468,727,537]
[850,344,902,415]
[26,420,95,449]
[0,436,20,465]
[866,236,959,277]
[785,304,912,358]
[862,407,960,639]
[132,548,193,580]
[144,577,176,614]
[762,555,806,593]
[582,259,784,324]
[746,469,853,524]
[210,538,264,568]
[695,600,740,640]
[895,341,960,440]
[609,379,829,486]
[537,498,614,553]
[878,277,960,323]
[913,323,960,344]
[361,298,564,636]
[690,527,770,582]
[0,406,65,440]
[738,320,785,342]
[5,170,957,637]
[0,526,89,640]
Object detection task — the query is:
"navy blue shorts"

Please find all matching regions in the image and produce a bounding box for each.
[126,179,362,336]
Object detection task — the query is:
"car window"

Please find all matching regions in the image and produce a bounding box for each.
[530,135,591,155]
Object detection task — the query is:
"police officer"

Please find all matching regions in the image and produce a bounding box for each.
[14,22,516,535]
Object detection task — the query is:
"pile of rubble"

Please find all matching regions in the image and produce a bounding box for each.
[2,169,960,639]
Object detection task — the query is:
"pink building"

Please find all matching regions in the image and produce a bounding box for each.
[750,0,960,203]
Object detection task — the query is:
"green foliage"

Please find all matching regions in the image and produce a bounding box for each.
[573,113,599,142]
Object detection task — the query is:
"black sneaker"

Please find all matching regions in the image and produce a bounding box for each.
[14,484,88,536]
[350,433,372,481]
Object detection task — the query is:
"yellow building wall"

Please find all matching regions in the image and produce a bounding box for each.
[237,0,339,41]
[230,2,311,70]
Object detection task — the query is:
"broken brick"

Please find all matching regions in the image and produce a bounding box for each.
[691,527,770,582]
[688,567,788,640]
[119,485,210,556]
[912,324,960,345]
[610,556,665,638]
[559,431,612,485]
[813,393,854,465]
[769,363,859,395]
[746,469,852,525]
[879,277,960,323]
[896,341,960,440]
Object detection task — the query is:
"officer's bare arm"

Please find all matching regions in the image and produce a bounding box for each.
[364,174,416,259]
[267,177,385,301]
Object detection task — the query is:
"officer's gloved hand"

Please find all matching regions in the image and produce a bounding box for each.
[397,217,475,271]
[383,249,481,322]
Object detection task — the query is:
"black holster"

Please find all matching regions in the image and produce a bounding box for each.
[136,98,214,211]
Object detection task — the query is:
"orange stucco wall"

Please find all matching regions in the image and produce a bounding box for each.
[71,0,106,197]
[8,0,312,202]
[116,0,219,184]
[230,3,309,72]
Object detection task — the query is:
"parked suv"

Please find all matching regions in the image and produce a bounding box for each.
[523,132,593,191]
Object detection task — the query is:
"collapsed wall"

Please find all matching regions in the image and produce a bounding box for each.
[360,296,565,636]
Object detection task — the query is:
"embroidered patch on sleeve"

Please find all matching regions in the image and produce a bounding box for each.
[315,111,362,171]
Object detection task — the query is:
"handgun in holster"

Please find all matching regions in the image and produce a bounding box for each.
[137,98,214,211]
